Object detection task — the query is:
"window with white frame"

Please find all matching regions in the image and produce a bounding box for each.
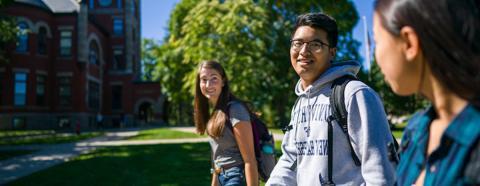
[16,22,29,52]
[36,75,46,106]
[113,49,125,70]
[14,72,27,106]
[60,30,72,56]
[113,18,123,36]
[58,76,71,106]
[89,41,100,65]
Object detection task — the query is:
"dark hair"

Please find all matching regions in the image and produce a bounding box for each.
[292,12,338,48]
[375,0,480,107]
[193,60,236,137]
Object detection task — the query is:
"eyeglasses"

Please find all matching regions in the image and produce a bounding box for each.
[290,39,330,53]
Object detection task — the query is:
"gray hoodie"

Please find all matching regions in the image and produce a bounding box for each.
[266,61,396,186]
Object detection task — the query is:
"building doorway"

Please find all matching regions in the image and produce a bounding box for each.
[138,102,154,125]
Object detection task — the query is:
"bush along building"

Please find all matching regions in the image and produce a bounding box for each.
[0,0,166,130]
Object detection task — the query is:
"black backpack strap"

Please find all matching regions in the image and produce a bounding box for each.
[329,75,361,166]
[325,115,335,186]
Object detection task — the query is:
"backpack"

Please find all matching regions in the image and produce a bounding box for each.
[227,102,276,182]
[328,75,399,163]
[323,75,399,185]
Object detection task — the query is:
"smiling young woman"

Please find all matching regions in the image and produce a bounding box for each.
[193,60,259,186]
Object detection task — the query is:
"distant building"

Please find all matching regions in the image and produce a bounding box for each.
[0,0,165,130]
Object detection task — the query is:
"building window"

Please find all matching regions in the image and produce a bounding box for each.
[89,41,100,65]
[89,0,94,9]
[117,0,122,9]
[99,0,112,7]
[111,85,122,110]
[16,22,29,53]
[36,75,46,106]
[60,31,72,57]
[13,117,26,129]
[58,77,71,106]
[131,2,135,15]
[88,81,100,110]
[14,72,27,106]
[113,49,125,70]
[57,117,71,128]
[37,27,47,55]
[113,19,123,36]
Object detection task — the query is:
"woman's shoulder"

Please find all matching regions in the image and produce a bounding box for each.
[227,100,248,112]
[227,100,251,123]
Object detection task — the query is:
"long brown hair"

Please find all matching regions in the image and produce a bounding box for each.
[374,0,480,108]
[194,60,236,137]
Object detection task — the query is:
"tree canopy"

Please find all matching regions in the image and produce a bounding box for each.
[358,59,429,123]
[0,0,18,63]
[153,0,360,126]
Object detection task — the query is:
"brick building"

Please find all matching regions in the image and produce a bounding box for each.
[0,0,165,130]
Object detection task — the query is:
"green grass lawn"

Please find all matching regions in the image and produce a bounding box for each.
[269,128,284,135]
[9,143,212,186]
[0,132,103,146]
[0,130,55,138]
[127,128,204,140]
[6,126,403,185]
[8,140,284,186]
[391,122,407,140]
[0,150,36,161]
[392,130,404,139]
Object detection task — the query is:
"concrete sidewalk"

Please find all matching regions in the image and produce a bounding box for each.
[0,130,142,184]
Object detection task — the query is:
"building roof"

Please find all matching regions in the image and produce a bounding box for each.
[15,0,80,13]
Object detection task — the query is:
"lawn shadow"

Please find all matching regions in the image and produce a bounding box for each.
[9,143,211,186]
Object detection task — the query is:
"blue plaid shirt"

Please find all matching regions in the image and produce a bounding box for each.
[396,104,480,186]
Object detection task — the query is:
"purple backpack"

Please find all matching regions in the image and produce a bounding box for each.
[227,102,276,182]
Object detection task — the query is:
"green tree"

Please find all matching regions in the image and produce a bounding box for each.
[358,59,429,124]
[255,0,360,126]
[0,0,18,63]
[155,0,360,126]
[141,38,160,81]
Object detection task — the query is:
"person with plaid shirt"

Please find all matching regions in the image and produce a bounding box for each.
[373,0,480,185]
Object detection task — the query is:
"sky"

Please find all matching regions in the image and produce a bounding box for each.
[141,0,375,70]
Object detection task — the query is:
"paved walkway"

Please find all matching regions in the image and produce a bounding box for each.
[0,130,140,184]
[0,127,283,184]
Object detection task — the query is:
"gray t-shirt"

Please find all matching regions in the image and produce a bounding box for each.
[209,101,251,169]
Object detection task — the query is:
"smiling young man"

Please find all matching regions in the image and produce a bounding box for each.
[266,13,396,185]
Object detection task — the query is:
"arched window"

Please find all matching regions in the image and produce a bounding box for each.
[37,27,47,55]
[16,22,29,52]
[89,41,100,65]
